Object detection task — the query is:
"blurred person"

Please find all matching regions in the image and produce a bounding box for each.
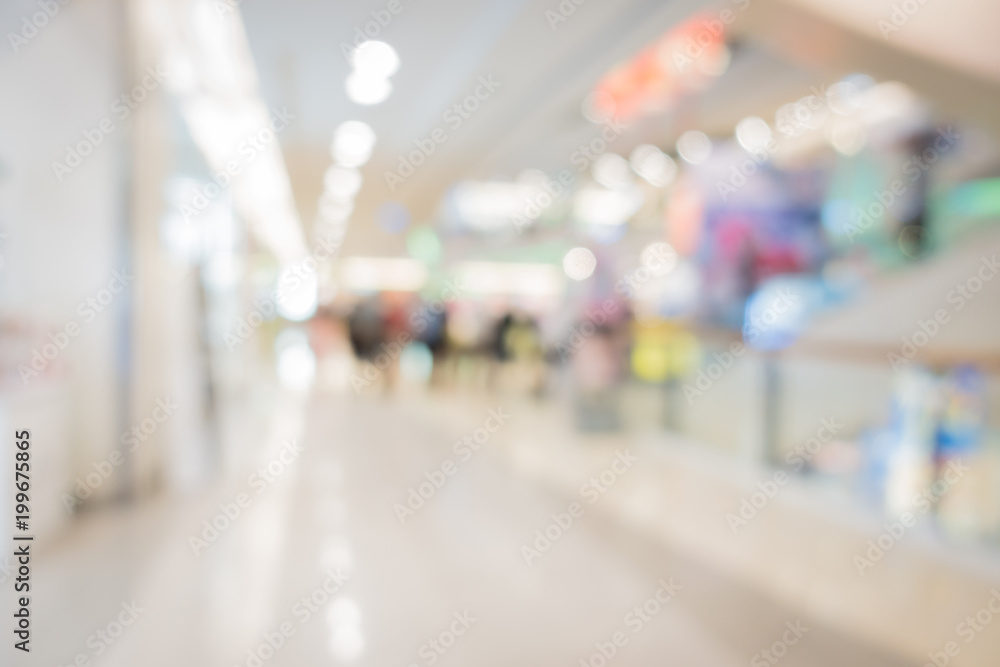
[346,296,396,394]
[347,296,384,362]
[380,292,413,393]
[486,311,515,391]
[505,313,546,396]
[412,301,449,387]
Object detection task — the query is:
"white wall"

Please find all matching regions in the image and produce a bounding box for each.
[0,0,127,531]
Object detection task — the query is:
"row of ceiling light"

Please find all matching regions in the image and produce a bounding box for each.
[310,40,400,298]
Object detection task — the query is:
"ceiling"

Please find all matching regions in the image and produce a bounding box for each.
[237,0,1000,260]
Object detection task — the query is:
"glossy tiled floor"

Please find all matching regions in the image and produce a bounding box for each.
[15,389,916,666]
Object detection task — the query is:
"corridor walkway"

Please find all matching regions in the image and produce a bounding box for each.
[27,389,915,667]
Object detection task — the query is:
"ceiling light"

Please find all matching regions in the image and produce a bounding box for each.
[592,153,633,190]
[454,262,565,296]
[323,166,362,200]
[826,118,867,155]
[340,257,429,292]
[276,265,318,321]
[331,120,376,167]
[563,247,597,281]
[345,71,392,105]
[449,180,547,231]
[350,41,400,79]
[676,130,712,164]
[573,186,644,226]
[629,145,677,187]
[735,117,773,154]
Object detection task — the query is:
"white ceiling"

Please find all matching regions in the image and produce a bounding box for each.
[783,0,1000,86]
[238,0,810,257]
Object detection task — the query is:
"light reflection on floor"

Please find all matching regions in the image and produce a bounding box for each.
[23,388,917,667]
